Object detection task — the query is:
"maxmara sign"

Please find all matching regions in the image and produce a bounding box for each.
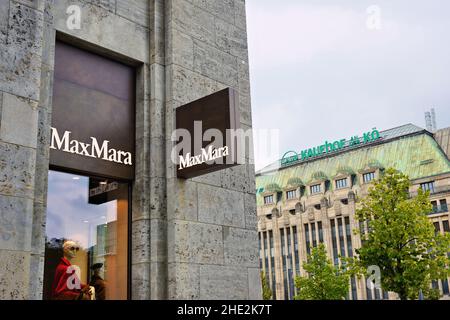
[50,43,135,180]
[175,88,240,179]
[50,127,133,165]
[281,128,382,166]
[178,145,230,170]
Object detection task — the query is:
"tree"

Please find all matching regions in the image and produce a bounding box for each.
[349,168,450,300]
[260,271,272,300]
[294,243,350,300]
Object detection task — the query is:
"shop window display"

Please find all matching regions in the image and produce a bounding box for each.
[43,170,129,300]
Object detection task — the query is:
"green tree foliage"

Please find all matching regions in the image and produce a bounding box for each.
[349,168,450,300]
[294,243,350,300]
[260,271,272,300]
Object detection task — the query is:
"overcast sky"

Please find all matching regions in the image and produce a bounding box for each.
[247,0,450,170]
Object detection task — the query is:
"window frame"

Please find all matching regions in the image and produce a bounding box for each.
[286,189,297,200]
[264,194,274,205]
[310,184,321,195]
[420,181,435,193]
[362,171,375,183]
[335,178,348,190]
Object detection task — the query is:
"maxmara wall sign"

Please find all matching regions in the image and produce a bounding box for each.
[174,88,241,179]
[50,128,133,165]
[50,42,135,180]
[281,128,381,166]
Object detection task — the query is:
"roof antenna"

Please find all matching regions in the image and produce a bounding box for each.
[425,108,437,132]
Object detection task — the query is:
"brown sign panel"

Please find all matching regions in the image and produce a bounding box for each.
[176,88,240,179]
[50,41,135,180]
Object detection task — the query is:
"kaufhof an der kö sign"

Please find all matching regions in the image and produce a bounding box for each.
[281,128,381,166]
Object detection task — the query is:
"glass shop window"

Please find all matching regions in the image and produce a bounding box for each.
[43,170,129,300]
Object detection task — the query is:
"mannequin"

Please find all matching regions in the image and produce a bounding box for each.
[89,263,106,300]
[51,240,93,300]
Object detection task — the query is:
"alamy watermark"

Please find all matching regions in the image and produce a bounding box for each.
[366,5,382,31]
[66,5,81,30]
[171,122,280,169]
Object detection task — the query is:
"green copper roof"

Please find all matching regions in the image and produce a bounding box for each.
[256,125,450,205]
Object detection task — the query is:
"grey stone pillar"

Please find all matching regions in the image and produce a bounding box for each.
[0,0,45,300]
[165,0,260,299]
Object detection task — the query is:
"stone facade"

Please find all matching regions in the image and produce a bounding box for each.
[0,0,260,300]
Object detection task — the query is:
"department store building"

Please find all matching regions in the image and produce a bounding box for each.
[0,0,259,300]
[256,124,450,300]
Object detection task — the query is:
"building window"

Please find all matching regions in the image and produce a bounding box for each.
[351,174,357,186]
[264,195,274,205]
[286,190,297,200]
[363,172,375,183]
[443,220,449,233]
[440,199,448,212]
[430,200,448,214]
[335,178,348,189]
[259,233,263,271]
[269,231,276,300]
[310,184,321,194]
[325,180,331,192]
[345,217,353,257]
[304,224,311,256]
[300,186,306,197]
[337,218,346,258]
[286,228,294,300]
[318,221,324,243]
[264,232,269,277]
[292,226,300,277]
[431,200,438,213]
[280,229,288,300]
[330,220,339,266]
[434,222,440,234]
[366,282,373,300]
[351,277,358,300]
[311,223,317,248]
[420,181,435,193]
[442,279,450,295]
[43,171,129,300]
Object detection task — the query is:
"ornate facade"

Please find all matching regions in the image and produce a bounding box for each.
[256,124,450,300]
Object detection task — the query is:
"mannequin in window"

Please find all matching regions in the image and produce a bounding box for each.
[51,240,93,300]
[89,263,106,300]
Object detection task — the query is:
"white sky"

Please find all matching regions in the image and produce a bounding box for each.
[247,0,450,170]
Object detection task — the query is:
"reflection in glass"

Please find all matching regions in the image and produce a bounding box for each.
[43,170,128,300]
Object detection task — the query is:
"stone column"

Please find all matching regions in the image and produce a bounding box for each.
[165,0,260,299]
[0,0,45,300]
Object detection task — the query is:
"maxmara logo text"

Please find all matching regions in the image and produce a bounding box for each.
[50,127,132,165]
[179,145,229,169]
